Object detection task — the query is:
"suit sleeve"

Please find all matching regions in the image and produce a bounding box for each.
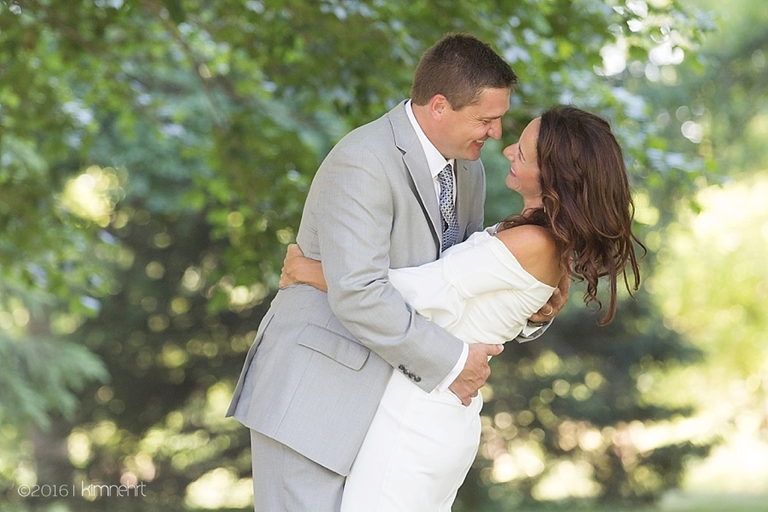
[310,143,465,392]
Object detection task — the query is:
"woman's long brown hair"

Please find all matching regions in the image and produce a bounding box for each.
[497,105,645,325]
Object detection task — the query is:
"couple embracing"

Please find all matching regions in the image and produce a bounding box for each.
[227,33,643,512]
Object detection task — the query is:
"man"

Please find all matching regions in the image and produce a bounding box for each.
[228,33,568,511]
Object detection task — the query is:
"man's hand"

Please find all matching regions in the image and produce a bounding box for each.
[279,244,328,292]
[449,343,504,406]
[528,273,570,324]
[279,244,305,288]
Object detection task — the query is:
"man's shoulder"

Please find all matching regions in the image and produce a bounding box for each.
[347,102,406,138]
[332,102,411,155]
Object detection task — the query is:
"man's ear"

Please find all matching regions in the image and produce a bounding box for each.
[429,94,450,120]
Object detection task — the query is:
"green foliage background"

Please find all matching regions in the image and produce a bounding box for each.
[1,0,766,511]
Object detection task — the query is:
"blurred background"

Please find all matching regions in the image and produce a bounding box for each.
[1,0,766,511]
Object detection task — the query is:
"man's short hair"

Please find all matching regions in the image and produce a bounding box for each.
[411,33,518,110]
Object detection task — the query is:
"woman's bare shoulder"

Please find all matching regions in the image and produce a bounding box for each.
[494,224,561,286]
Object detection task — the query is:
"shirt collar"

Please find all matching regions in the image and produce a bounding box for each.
[405,100,454,179]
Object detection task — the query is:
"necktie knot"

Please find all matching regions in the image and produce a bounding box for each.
[437,163,459,251]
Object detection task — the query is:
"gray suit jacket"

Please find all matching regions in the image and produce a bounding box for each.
[227,101,486,475]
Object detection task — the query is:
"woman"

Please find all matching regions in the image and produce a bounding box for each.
[280,105,644,511]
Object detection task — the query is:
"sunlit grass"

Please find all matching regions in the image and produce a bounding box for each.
[451,494,768,512]
[185,467,252,509]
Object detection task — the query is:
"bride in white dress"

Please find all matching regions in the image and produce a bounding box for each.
[280,105,644,511]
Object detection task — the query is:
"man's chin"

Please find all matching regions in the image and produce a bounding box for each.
[464,150,483,161]
[451,145,483,161]
[466,142,486,160]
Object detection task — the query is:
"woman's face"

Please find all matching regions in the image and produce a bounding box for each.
[503,117,542,206]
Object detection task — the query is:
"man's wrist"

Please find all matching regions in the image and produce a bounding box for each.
[436,343,469,392]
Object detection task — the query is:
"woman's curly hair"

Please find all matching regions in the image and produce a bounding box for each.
[498,105,645,325]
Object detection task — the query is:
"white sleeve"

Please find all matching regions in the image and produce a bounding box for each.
[388,232,556,345]
[386,233,527,332]
[388,262,464,333]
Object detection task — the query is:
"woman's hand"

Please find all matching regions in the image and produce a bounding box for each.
[279,244,328,292]
[528,273,570,324]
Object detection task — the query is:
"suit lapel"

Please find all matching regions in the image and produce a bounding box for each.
[389,102,442,251]
[455,159,475,243]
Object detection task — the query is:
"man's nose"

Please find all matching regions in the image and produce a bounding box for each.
[488,118,503,140]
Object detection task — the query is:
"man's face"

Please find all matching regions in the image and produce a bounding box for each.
[436,87,510,161]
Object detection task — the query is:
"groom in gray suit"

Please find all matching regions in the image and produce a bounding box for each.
[228,33,564,511]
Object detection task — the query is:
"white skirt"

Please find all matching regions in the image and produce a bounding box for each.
[340,370,483,512]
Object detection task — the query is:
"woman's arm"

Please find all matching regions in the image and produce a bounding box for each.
[493,225,561,287]
[494,225,569,325]
[279,244,327,292]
